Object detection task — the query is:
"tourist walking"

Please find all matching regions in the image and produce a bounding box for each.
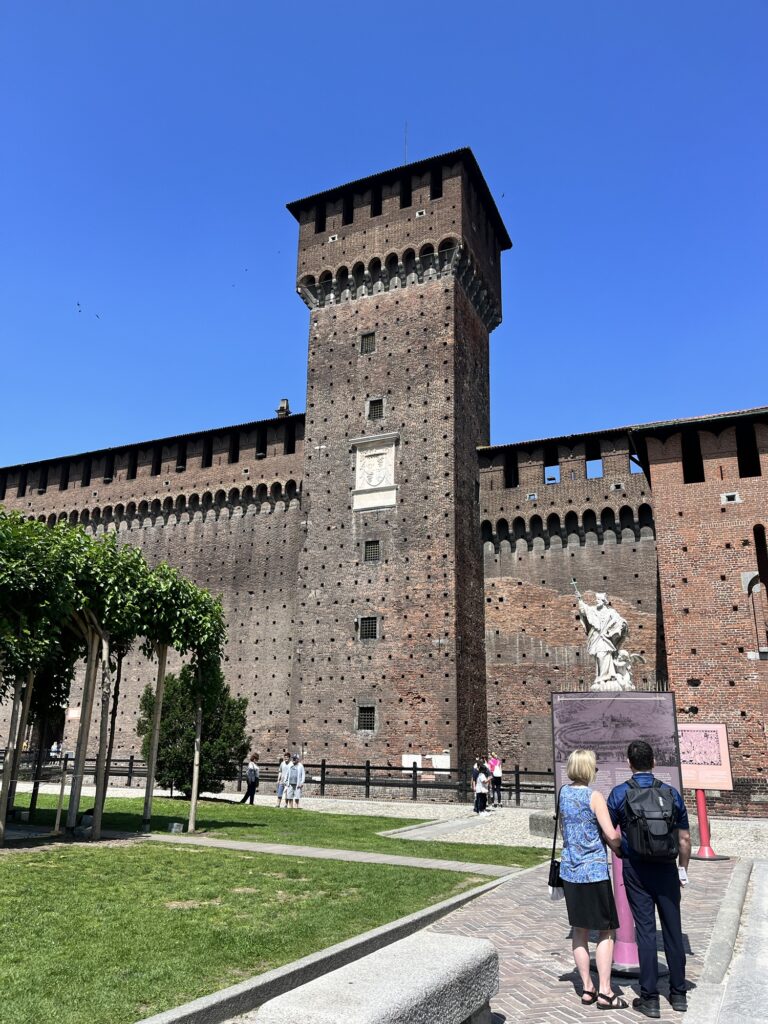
[286,753,305,809]
[488,752,503,807]
[558,749,626,1010]
[474,761,491,815]
[607,741,691,1018]
[240,754,260,804]
[276,752,291,808]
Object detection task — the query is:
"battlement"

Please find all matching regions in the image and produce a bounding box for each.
[0,413,304,520]
[287,149,511,332]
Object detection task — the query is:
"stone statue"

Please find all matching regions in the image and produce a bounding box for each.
[571,581,634,691]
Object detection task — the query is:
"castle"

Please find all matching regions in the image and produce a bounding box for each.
[2,149,766,811]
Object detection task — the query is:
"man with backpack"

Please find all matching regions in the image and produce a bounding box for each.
[240,753,260,805]
[607,740,691,1018]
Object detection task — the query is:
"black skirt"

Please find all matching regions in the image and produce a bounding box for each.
[562,879,619,931]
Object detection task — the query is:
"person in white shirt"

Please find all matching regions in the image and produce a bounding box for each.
[475,765,490,815]
[276,753,291,807]
[286,753,306,809]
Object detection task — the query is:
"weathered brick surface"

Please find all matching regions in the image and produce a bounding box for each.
[646,423,768,813]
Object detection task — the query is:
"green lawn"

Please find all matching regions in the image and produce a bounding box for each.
[15,793,547,869]
[1,842,484,1024]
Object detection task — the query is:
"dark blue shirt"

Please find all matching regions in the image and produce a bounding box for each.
[607,772,690,859]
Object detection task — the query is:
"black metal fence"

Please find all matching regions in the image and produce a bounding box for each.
[2,751,555,806]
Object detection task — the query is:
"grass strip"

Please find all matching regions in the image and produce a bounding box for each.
[0,842,484,1024]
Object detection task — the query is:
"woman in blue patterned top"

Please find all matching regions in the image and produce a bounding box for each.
[559,749,626,1010]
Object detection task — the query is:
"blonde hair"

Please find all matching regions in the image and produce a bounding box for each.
[566,748,597,786]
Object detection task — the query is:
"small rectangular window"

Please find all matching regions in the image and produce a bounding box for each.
[370,184,382,218]
[359,616,379,640]
[151,446,162,477]
[59,461,70,491]
[0,471,6,501]
[284,420,296,456]
[681,430,705,484]
[360,332,376,354]
[357,706,376,730]
[37,465,48,494]
[544,464,560,484]
[430,165,443,200]
[503,451,519,488]
[368,398,384,421]
[314,202,326,234]
[364,539,380,562]
[400,175,412,209]
[228,432,240,465]
[17,468,28,497]
[586,458,603,479]
[342,193,353,226]
[81,458,92,488]
[201,436,213,468]
[103,452,115,483]
[736,421,761,478]
[176,441,187,472]
[255,425,267,458]
[126,450,138,480]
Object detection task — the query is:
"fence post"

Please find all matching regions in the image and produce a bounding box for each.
[127,754,134,788]
[365,760,371,799]
[320,758,326,797]
[514,763,521,807]
[411,762,418,801]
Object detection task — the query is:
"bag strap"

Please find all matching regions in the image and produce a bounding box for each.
[551,787,562,861]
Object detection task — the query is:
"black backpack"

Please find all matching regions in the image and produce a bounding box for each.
[624,779,679,861]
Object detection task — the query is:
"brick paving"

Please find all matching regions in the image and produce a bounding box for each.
[430,859,736,1024]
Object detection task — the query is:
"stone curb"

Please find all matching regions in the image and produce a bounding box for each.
[136,868,537,1024]
[696,859,753,986]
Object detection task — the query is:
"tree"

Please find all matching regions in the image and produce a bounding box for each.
[137,662,247,798]
[0,513,79,843]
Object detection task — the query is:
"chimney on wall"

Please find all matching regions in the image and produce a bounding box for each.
[276,398,290,418]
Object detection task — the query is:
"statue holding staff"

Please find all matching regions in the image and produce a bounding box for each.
[571,579,633,691]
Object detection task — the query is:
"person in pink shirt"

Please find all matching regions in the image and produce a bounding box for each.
[488,752,503,808]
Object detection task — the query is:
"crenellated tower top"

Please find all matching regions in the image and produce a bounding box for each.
[286,147,512,332]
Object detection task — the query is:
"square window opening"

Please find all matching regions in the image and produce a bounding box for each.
[360,331,376,355]
[368,398,384,421]
[357,706,376,731]
[364,540,381,562]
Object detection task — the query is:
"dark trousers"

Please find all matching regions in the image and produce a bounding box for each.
[623,859,686,998]
[491,777,502,805]
[476,791,487,813]
[240,779,257,804]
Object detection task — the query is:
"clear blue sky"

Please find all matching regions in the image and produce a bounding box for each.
[1,3,766,466]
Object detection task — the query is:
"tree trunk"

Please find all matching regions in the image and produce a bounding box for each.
[141,644,168,833]
[0,675,26,845]
[7,671,36,811]
[91,638,112,841]
[29,708,49,818]
[188,695,203,833]
[103,653,123,798]
[65,631,102,833]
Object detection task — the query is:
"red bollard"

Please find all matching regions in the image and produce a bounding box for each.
[692,788,728,860]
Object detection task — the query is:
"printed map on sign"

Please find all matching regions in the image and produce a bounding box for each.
[678,723,733,790]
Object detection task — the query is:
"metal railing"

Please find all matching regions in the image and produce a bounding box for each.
[2,751,555,806]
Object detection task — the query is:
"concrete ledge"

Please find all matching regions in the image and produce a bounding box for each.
[250,932,498,1023]
[137,873,514,1024]
[697,859,752,985]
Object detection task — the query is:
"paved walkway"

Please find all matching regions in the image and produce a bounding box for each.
[146,831,516,877]
[430,859,737,1023]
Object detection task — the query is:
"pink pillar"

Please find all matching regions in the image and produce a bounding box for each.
[611,847,640,971]
[693,788,718,859]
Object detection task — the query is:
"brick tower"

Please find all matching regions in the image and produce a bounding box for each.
[286,149,511,770]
